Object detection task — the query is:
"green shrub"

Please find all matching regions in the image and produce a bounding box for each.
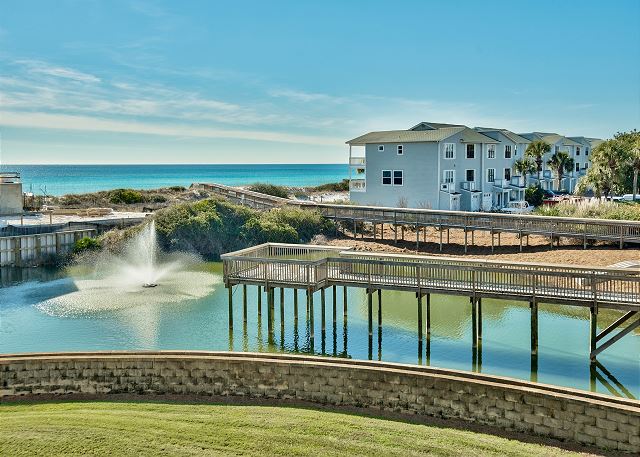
[525,185,544,207]
[152,198,335,259]
[311,180,349,192]
[248,183,289,199]
[73,237,101,254]
[168,186,186,192]
[109,189,144,204]
[535,200,640,220]
[150,194,168,203]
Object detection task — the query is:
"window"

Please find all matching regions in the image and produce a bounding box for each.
[443,143,455,159]
[393,170,403,186]
[487,144,496,159]
[378,145,384,152]
[504,145,512,159]
[576,147,581,156]
[585,148,589,156]
[575,162,580,172]
[504,168,511,181]
[466,144,475,159]
[487,168,496,183]
[397,145,403,155]
[585,162,589,169]
[514,145,518,156]
[382,170,392,185]
[555,146,559,153]
[465,169,475,182]
[443,170,455,183]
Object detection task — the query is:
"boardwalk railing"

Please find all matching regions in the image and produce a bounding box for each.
[222,243,640,310]
[0,228,97,266]
[196,182,640,247]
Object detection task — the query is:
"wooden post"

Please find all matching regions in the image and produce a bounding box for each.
[477,298,482,342]
[416,225,419,250]
[294,288,298,321]
[439,225,443,252]
[267,288,273,335]
[228,286,234,329]
[417,293,423,343]
[309,289,315,342]
[471,297,477,349]
[590,307,598,355]
[491,229,494,252]
[519,230,523,252]
[332,285,337,325]
[377,289,382,328]
[531,300,538,355]
[367,289,373,337]
[321,288,326,333]
[280,288,285,330]
[343,286,348,319]
[257,285,262,317]
[426,293,431,336]
[243,284,247,324]
[353,219,357,239]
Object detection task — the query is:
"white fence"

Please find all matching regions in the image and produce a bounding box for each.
[0,229,96,266]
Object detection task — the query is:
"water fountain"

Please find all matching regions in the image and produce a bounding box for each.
[35,220,219,317]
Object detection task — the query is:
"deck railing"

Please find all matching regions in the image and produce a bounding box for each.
[0,228,96,266]
[198,182,640,245]
[222,243,640,309]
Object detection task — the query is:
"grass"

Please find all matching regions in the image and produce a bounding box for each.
[534,200,640,220]
[0,401,587,456]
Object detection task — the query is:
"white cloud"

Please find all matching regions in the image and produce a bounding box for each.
[0,110,343,146]
[15,59,101,83]
[269,89,345,104]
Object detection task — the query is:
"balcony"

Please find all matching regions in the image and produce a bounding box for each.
[350,157,366,166]
[509,175,525,187]
[0,172,21,184]
[440,182,456,193]
[349,179,366,192]
[492,179,510,189]
[460,181,477,191]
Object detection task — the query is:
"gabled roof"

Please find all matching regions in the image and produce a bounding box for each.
[567,136,591,147]
[474,127,531,144]
[518,132,580,147]
[409,121,465,131]
[586,137,604,148]
[347,126,498,145]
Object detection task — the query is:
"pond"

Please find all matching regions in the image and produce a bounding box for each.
[0,263,638,398]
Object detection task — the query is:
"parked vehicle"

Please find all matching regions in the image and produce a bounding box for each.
[620,194,640,202]
[501,201,534,214]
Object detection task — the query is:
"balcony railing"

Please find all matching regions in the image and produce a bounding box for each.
[349,179,366,192]
[510,176,525,187]
[493,179,510,188]
[460,181,477,191]
[0,172,21,184]
[350,157,366,166]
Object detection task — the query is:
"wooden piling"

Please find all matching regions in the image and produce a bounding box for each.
[426,293,431,336]
[257,285,262,316]
[293,289,298,321]
[332,286,337,325]
[228,286,233,329]
[343,286,348,319]
[377,289,382,328]
[417,293,423,342]
[367,289,373,337]
[471,297,477,349]
[590,307,598,355]
[321,288,326,333]
[308,290,315,341]
[242,284,247,324]
[531,300,538,355]
[477,298,482,342]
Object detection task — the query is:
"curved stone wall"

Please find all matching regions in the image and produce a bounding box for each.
[1,351,638,453]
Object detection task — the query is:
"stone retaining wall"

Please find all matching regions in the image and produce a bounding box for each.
[1,351,638,453]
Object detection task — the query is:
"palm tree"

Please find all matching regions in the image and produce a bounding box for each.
[525,140,551,183]
[513,158,536,186]
[547,151,575,192]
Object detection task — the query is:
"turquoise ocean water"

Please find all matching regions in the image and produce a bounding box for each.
[0,164,348,196]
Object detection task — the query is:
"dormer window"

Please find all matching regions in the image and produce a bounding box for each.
[397,145,403,155]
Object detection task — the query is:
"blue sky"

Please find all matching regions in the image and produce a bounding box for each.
[0,0,639,164]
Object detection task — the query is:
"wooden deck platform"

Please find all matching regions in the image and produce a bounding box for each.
[222,243,640,361]
[197,182,640,250]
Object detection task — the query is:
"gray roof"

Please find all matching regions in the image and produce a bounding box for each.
[409,121,465,131]
[475,127,531,144]
[518,132,581,147]
[347,126,499,145]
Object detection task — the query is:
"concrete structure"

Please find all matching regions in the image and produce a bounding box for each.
[0,172,23,215]
[347,123,599,210]
[1,352,638,453]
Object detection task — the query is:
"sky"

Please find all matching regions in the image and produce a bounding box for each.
[0,0,639,165]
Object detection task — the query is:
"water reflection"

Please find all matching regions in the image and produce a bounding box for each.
[2,265,638,399]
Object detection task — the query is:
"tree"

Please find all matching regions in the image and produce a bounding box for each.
[613,129,640,201]
[514,158,537,186]
[546,151,574,192]
[631,144,640,201]
[525,140,551,183]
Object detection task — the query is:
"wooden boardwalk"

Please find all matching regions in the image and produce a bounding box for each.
[222,243,640,361]
[197,182,640,250]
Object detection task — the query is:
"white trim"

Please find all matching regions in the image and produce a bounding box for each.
[487,168,496,183]
[443,143,456,160]
[465,143,475,159]
[443,169,455,184]
[486,144,496,159]
[397,144,403,155]
[465,168,476,182]
[381,169,392,186]
[393,169,404,186]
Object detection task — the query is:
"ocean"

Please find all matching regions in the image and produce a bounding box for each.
[0,164,348,196]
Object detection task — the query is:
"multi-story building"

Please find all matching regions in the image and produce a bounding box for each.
[347,122,600,211]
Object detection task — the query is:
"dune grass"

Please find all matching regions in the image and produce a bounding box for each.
[0,401,588,456]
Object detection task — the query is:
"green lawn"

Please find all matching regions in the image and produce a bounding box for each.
[0,401,586,456]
